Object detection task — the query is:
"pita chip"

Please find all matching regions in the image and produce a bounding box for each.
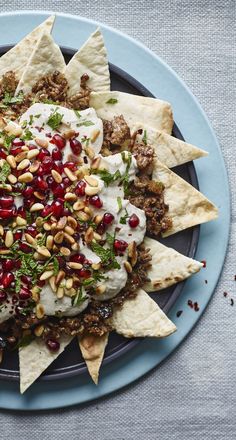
[19,335,73,393]
[15,31,66,95]
[79,333,109,384]
[89,91,173,134]
[0,16,55,80]
[143,237,203,292]
[65,28,110,95]
[112,288,176,338]
[152,159,218,236]
[131,122,208,168]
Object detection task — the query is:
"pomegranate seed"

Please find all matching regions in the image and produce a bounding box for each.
[21,275,32,286]
[63,161,77,172]
[12,138,25,148]
[14,229,23,240]
[70,253,85,264]
[12,295,18,304]
[96,222,106,235]
[89,195,103,209]
[19,242,32,253]
[0,148,7,159]
[46,338,60,352]
[128,213,140,228]
[15,259,21,269]
[33,176,48,191]
[0,196,14,208]
[19,287,31,300]
[52,183,65,198]
[78,268,91,279]
[0,291,7,302]
[50,134,66,150]
[75,180,86,196]
[25,225,37,237]
[28,144,37,150]
[114,239,128,253]
[70,138,82,155]
[22,186,34,199]
[52,147,62,161]
[17,206,26,218]
[24,197,35,209]
[37,280,45,287]
[0,207,16,219]
[2,259,15,271]
[2,272,15,288]
[52,162,63,174]
[50,200,64,218]
[38,148,50,162]
[42,157,53,173]
[103,212,114,225]
[41,204,52,218]
[63,177,71,187]
[36,165,44,176]
[57,256,66,270]
[0,270,3,282]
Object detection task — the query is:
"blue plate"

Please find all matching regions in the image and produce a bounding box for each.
[0,11,230,410]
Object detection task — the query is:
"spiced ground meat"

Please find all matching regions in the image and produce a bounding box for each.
[102,115,131,155]
[0,71,91,120]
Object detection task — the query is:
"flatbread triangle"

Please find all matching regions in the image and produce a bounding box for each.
[79,333,109,384]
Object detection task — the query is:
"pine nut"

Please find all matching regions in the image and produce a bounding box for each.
[96,285,106,295]
[128,241,138,266]
[36,217,44,228]
[85,185,99,196]
[90,129,100,143]
[46,235,54,250]
[76,211,90,221]
[31,286,40,302]
[0,225,3,236]
[51,169,62,183]
[15,151,27,162]
[29,161,40,173]
[84,175,98,187]
[54,231,64,244]
[64,288,76,297]
[84,145,95,159]
[68,262,82,270]
[36,304,45,319]
[64,225,74,236]
[67,216,77,229]
[27,148,39,159]
[91,157,101,169]
[18,172,33,183]
[71,242,80,251]
[30,202,44,212]
[25,233,36,246]
[5,123,22,137]
[0,249,10,255]
[84,226,94,243]
[64,192,77,202]
[55,270,65,285]
[93,232,102,241]
[63,129,75,139]
[50,222,57,233]
[5,230,13,248]
[124,261,132,273]
[6,155,16,168]
[60,246,71,257]
[64,233,75,245]
[35,137,48,148]
[34,191,45,200]
[0,183,12,191]
[36,246,51,258]
[94,215,103,225]
[43,222,51,231]
[21,146,29,152]
[56,216,67,230]
[17,159,30,170]
[16,216,27,226]
[73,200,85,211]
[40,270,54,281]
[34,325,44,337]
[49,276,57,292]
[7,174,17,184]
[64,167,77,182]
[65,278,73,289]
[57,287,64,299]
[91,262,101,270]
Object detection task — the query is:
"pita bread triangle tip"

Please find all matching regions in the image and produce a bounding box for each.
[79,333,109,385]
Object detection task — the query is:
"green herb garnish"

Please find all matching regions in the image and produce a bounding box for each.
[74,109,81,119]
[117,196,122,211]
[2,134,15,152]
[21,128,33,141]
[0,162,11,184]
[76,121,95,127]
[92,169,121,187]
[143,129,147,145]
[72,288,87,307]
[17,333,35,347]
[53,257,59,276]
[106,98,118,104]
[47,111,63,130]
[120,208,129,225]
[2,91,24,106]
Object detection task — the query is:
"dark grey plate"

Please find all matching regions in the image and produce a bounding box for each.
[0,46,199,381]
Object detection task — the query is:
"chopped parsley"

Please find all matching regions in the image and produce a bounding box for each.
[53,257,60,276]
[121,152,132,196]
[120,208,129,225]
[17,333,35,347]
[143,129,147,145]
[76,121,95,127]
[47,110,63,130]
[106,98,118,104]
[91,232,120,270]
[21,128,33,141]
[117,196,122,211]
[43,98,58,105]
[2,91,24,106]
[36,233,46,247]
[72,288,87,307]
[64,201,74,213]
[2,134,15,152]
[74,109,81,119]
[0,162,11,184]
[92,169,121,187]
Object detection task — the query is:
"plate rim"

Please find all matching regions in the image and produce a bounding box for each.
[0,11,230,411]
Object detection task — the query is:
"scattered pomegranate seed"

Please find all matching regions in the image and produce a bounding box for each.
[52,183,65,198]
[128,213,140,228]
[38,148,50,162]
[37,280,45,287]
[2,273,15,288]
[78,268,91,278]
[17,206,26,218]
[19,242,32,253]
[2,260,15,271]
[0,148,7,159]
[22,186,34,199]
[70,138,82,155]
[89,195,103,209]
[41,204,52,218]
[50,200,64,218]
[114,239,128,253]
[0,207,16,219]
[14,230,23,240]
[12,138,25,148]
[52,148,62,161]
[63,161,77,172]
[57,256,66,270]
[46,338,60,352]
[70,253,85,264]
[103,212,114,225]
[25,225,37,237]
[19,287,31,300]
[50,134,66,150]
[21,275,32,286]
[0,291,7,302]
[96,222,106,235]
[36,165,44,176]
[63,177,71,188]
[75,180,86,196]
[0,196,14,209]
[42,157,53,173]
